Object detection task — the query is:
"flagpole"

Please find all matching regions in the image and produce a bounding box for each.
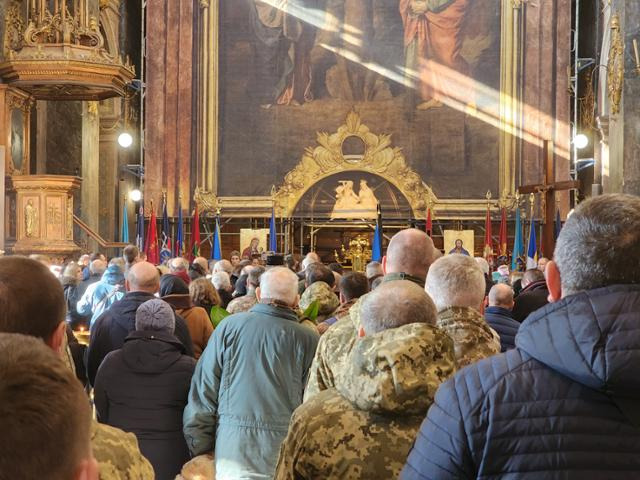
[528,193,535,248]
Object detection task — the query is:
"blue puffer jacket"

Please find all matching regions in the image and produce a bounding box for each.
[484,306,520,352]
[402,285,640,480]
[183,303,319,479]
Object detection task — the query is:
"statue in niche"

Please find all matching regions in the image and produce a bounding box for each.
[25,200,37,238]
[331,179,378,219]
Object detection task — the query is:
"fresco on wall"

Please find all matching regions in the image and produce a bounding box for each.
[218,0,502,201]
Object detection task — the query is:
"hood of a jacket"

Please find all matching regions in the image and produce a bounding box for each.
[121,330,186,373]
[299,281,340,315]
[102,265,124,286]
[162,294,192,310]
[336,323,456,416]
[521,279,548,293]
[516,285,640,397]
[160,274,189,297]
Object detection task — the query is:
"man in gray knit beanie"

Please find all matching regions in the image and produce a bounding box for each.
[135,299,175,333]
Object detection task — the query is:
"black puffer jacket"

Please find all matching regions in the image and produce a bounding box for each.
[87,291,194,385]
[94,330,196,480]
[403,285,640,479]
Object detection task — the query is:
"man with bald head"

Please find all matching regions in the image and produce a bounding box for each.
[304,228,440,400]
[87,261,194,385]
[184,267,319,478]
[485,283,520,351]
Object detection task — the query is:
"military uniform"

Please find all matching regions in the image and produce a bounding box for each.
[226,292,257,315]
[299,281,340,323]
[92,422,155,480]
[275,323,456,479]
[304,273,425,401]
[436,306,501,368]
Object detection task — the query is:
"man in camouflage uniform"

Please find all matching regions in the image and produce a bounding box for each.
[317,272,369,335]
[274,281,456,479]
[227,266,265,314]
[426,254,501,367]
[299,280,340,323]
[0,256,154,480]
[304,228,440,400]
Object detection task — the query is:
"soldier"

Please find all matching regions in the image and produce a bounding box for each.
[226,265,265,314]
[274,281,456,479]
[304,228,440,400]
[0,256,154,480]
[426,254,501,367]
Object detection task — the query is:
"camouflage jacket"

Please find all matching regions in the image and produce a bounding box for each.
[226,292,257,315]
[436,306,501,368]
[317,299,357,335]
[92,422,155,480]
[299,281,340,324]
[304,273,425,401]
[274,323,456,479]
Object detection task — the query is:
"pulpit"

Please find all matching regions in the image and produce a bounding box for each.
[9,175,81,258]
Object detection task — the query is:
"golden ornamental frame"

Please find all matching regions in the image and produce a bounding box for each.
[195,1,524,220]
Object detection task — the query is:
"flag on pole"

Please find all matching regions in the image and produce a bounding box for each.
[175,200,184,257]
[527,217,538,269]
[269,208,277,252]
[190,204,201,260]
[135,204,144,252]
[121,199,129,243]
[144,203,159,265]
[160,197,172,263]
[211,215,222,261]
[483,203,493,262]
[511,208,524,271]
[372,203,383,262]
[555,208,562,241]
[498,207,507,257]
[426,206,433,238]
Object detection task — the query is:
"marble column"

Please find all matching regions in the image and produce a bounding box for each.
[145,0,196,216]
[606,0,640,195]
[81,101,100,251]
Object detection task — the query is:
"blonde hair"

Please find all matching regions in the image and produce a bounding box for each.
[189,278,221,308]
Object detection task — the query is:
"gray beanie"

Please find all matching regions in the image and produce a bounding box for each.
[135,299,176,333]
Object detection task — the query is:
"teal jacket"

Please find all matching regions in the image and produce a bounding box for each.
[183,303,319,479]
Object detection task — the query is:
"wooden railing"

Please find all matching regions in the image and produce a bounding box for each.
[73,215,128,249]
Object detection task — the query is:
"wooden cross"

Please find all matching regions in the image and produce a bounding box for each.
[518,140,580,257]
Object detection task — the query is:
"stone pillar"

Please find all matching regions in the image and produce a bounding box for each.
[81,101,100,251]
[606,0,640,195]
[145,0,196,215]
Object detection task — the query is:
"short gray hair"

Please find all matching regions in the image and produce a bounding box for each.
[365,261,384,279]
[211,271,231,290]
[135,299,175,332]
[474,257,490,276]
[259,267,299,305]
[89,259,107,275]
[169,257,189,273]
[426,254,485,311]
[555,194,640,295]
[360,280,437,335]
[213,259,233,275]
[488,283,514,308]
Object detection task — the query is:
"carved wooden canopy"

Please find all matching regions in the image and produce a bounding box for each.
[273,110,436,218]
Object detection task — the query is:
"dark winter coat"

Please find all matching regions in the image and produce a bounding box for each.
[64,284,88,329]
[94,330,196,480]
[484,306,520,351]
[402,285,640,480]
[512,279,549,322]
[87,291,195,385]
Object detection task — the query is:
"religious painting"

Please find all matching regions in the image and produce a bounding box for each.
[10,108,24,174]
[239,228,270,258]
[444,229,474,256]
[218,0,502,201]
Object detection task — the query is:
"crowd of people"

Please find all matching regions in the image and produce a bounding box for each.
[2,193,640,479]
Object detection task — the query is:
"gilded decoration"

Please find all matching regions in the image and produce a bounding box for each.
[24,199,37,238]
[608,14,624,116]
[272,111,436,218]
[0,0,134,100]
[194,186,221,214]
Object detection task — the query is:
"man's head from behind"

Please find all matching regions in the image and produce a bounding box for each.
[339,272,369,304]
[0,333,98,480]
[122,244,140,266]
[383,228,439,281]
[360,281,437,336]
[305,262,335,288]
[426,254,486,312]
[488,283,515,310]
[126,261,160,294]
[256,267,300,308]
[521,268,545,289]
[0,257,67,350]
[549,194,640,299]
[89,259,107,276]
[365,261,384,280]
